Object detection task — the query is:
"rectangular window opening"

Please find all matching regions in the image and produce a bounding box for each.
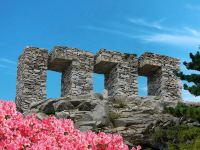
[93,73,105,94]
[138,76,148,96]
[47,70,61,98]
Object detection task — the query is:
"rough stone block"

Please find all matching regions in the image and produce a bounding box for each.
[49,46,94,97]
[15,47,48,112]
[138,52,182,101]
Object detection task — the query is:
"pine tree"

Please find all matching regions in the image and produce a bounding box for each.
[178,51,200,96]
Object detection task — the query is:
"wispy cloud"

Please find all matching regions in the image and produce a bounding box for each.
[127,17,165,30]
[142,33,200,46]
[140,25,200,46]
[184,27,199,35]
[0,58,16,65]
[84,25,141,39]
[82,16,200,47]
[185,3,200,11]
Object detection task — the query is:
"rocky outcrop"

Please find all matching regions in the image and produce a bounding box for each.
[25,94,181,148]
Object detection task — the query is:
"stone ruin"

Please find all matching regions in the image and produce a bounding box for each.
[15,46,185,148]
[16,46,182,112]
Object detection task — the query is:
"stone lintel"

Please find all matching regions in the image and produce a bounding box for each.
[48,46,93,72]
[48,58,71,72]
[94,49,137,74]
[139,64,161,76]
[138,52,180,76]
[140,52,180,62]
[94,61,117,74]
[139,52,180,67]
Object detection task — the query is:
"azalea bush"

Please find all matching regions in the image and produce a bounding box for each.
[0,100,141,150]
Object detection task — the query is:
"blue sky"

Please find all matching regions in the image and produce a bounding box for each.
[0,0,200,101]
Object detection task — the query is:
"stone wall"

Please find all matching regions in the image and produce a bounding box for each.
[16,46,182,112]
[48,46,94,97]
[16,47,48,112]
[138,52,182,101]
[94,49,138,96]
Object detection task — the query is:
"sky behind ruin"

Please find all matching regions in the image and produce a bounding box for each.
[0,0,200,101]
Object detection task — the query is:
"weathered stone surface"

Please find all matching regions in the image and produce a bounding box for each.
[90,103,109,126]
[77,101,94,111]
[53,100,74,112]
[16,47,48,112]
[24,94,200,149]
[39,99,60,114]
[138,52,182,102]
[36,112,49,120]
[55,111,70,119]
[73,111,93,122]
[79,126,93,131]
[49,46,94,97]
[94,49,138,97]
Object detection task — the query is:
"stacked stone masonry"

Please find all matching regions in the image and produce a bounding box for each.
[94,49,138,96]
[48,46,94,97]
[16,46,182,112]
[138,52,182,101]
[16,47,48,112]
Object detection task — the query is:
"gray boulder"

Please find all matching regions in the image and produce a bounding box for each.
[90,103,109,126]
[53,100,74,112]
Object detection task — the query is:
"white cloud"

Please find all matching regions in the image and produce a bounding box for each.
[142,33,200,46]
[0,58,16,65]
[127,17,200,46]
[184,27,200,36]
[84,25,141,39]
[127,17,165,30]
[83,17,200,47]
[86,25,200,46]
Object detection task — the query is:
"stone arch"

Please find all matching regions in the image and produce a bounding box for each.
[48,46,94,97]
[94,49,138,97]
[138,52,182,100]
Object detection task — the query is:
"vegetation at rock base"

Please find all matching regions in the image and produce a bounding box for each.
[108,111,121,122]
[150,125,200,150]
[145,103,200,150]
[113,99,127,108]
[177,51,200,96]
[165,102,200,121]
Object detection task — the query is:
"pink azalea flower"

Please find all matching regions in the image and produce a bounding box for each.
[0,100,141,150]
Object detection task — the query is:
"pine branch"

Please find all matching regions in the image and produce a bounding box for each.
[183,51,200,71]
[179,72,200,84]
[177,51,200,97]
[184,84,200,96]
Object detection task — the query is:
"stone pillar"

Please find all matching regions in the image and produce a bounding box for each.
[15,47,48,112]
[48,46,94,97]
[95,49,138,97]
[160,62,182,100]
[148,68,162,96]
[139,52,182,101]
